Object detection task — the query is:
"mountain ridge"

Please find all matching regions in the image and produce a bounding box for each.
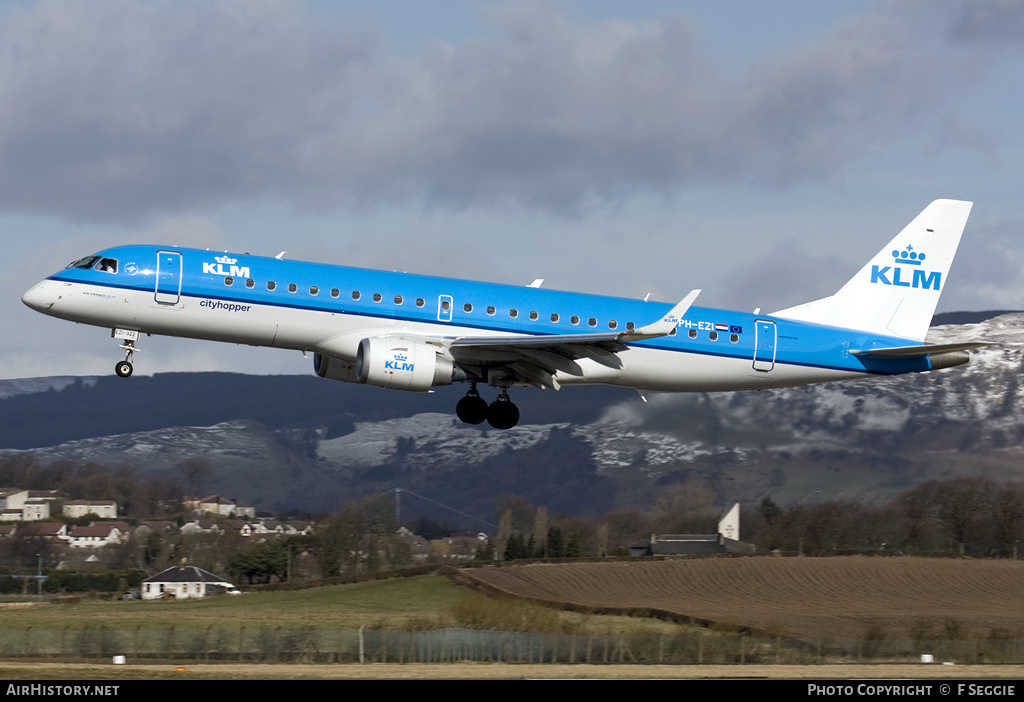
[2,313,1022,519]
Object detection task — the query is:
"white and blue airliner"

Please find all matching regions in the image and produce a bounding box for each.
[22,200,983,429]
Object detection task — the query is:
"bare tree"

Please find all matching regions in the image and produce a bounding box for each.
[989,482,1024,557]
[533,506,549,558]
[935,478,993,556]
[177,456,213,500]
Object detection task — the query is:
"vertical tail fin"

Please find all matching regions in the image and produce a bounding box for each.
[771,199,973,341]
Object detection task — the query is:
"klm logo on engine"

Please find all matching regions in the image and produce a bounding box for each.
[203,256,250,278]
[385,353,414,372]
[870,246,940,291]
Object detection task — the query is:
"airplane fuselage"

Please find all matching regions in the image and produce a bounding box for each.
[23,244,942,398]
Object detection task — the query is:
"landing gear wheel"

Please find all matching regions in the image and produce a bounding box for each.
[486,391,520,429]
[115,337,139,377]
[456,386,488,425]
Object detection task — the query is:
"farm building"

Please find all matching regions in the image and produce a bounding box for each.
[630,503,756,556]
[630,533,756,556]
[141,564,237,600]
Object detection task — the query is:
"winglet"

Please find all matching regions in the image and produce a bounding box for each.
[622,290,701,341]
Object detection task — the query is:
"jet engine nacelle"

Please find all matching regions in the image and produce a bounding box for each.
[313,352,358,383]
[355,337,454,391]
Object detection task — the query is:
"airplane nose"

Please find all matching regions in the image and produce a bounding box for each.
[22,281,59,313]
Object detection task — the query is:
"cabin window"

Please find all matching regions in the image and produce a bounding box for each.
[509,309,518,318]
[626,322,635,332]
[571,315,580,325]
[267,281,276,291]
[224,277,233,286]
[373,293,382,303]
[487,306,496,316]
[551,313,559,323]
[331,289,339,298]
[688,328,697,339]
[669,328,677,336]
[608,320,617,330]
[288,283,297,293]
[97,258,118,273]
[709,331,718,341]
[395,295,403,305]
[309,286,319,296]
[730,333,739,343]
[245,279,255,289]
[463,303,472,313]
[529,311,538,321]
[441,299,451,311]
[588,318,597,327]
[416,298,425,308]
[352,291,360,300]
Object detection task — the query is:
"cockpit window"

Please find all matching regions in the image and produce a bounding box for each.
[96,258,118,273]
[67,256,99,270]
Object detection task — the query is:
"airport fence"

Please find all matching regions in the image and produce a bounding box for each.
[0,627,1021,665]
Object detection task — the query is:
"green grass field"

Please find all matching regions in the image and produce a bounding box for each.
[0,575,470,631]
[0,572,695,648]
[6,569,1024,677]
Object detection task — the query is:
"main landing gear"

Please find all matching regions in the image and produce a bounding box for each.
[456,383,520,429]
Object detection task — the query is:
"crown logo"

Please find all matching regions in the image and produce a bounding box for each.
[394,354,408,362]
[215,255,237,265]
[891,246,925,266]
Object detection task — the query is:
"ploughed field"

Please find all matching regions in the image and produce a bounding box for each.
[458,557,1024,641]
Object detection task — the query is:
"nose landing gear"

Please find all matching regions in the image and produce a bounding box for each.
[115,340,138,378]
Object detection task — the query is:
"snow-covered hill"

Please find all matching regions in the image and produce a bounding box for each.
[3,314,1023,515]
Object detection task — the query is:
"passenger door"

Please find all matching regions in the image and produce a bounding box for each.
[753,320,777,372]
[154,251,182,305]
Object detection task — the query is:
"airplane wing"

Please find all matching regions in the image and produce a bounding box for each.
[444,290,701,390]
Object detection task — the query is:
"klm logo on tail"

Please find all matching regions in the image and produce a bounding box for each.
[870,246,941,291]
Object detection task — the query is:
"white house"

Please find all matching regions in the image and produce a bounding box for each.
[63,500,118,519]
[67,524,123,548]
[0,489,59,521]
[141,564,237,600]
[195,495,255,518]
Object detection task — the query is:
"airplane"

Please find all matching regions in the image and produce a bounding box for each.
[22,199,983,430]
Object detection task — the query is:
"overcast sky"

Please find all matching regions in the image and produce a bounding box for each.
[4,0,1024,380]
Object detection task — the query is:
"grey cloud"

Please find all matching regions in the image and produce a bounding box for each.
[0,1,981,221]
[0,0,374,220]
[942,215,1024,309]
[948,0,1024,44]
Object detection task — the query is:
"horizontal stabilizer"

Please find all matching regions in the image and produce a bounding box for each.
[852,341,992,358]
